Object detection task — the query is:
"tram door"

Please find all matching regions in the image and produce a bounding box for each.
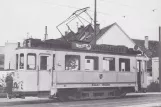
[38,54,52,91]
[137,60,142,91]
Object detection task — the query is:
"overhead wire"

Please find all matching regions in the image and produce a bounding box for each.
[44,0,159,23]
[44,0,158,19]
[44,0,160,41]
[43,1,113,16]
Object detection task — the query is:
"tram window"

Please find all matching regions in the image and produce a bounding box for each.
[27,53,36,70]
[19,53,24,69]
[103,57,115,71]
[40,56,49,70]
[119,58,130,72]
[65,55,80,70]
[85,56,99,70]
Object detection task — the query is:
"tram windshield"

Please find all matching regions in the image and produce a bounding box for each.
[27,53,36,70]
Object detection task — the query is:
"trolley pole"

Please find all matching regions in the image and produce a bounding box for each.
[159,26,161,91]
[94,0,97,44]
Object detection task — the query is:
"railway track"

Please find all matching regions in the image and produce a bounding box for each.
[0,93,161,106]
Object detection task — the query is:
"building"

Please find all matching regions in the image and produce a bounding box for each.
[0,46,5,70]
[132,37,159,80]
[152,57,159,82]
[0,42,18,70]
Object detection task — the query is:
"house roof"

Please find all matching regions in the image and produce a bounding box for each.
[90,23,115,44]
[58,31,76,42]
[132,39,159,58]
[58,23,159,58]
[59,23,115,43]
[131,39,159,70]
[58,24,94,43]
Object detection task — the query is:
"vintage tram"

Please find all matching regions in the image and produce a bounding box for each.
[11,38,148,100]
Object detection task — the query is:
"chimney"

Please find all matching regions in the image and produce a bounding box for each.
[144,36,149,49]
[96,23,100,34]
[44,26,48,40]
[17,42,20,48]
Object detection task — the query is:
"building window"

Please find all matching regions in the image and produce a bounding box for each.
[85,56,99,70]
[103,57,115,71]
[0,54,4,70]
[119,58,130,71]
[40,56,49,70]
[19,53,24,69]
[65,55,80,70]
[27,53,36,70]
[16,54,18,70]
[53,54,55,70]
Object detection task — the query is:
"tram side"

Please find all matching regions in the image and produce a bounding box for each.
[12,47,148,100]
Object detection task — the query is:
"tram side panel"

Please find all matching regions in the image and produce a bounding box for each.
[12,50,142,97]
[54,52,138,91]
[13,71,38,94]
[55,71,136,88]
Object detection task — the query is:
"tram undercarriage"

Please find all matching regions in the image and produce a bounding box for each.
[13,86,135,101]
[49,87,135,101]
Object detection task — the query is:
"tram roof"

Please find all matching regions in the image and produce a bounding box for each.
[17,38,142,56]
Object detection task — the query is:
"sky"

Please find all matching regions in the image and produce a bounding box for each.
[0,0,161,46]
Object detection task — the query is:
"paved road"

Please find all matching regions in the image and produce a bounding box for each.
[1,94,161,107]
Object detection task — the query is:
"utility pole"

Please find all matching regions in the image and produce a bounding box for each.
[94,0,97,44]
[159,26,161,91]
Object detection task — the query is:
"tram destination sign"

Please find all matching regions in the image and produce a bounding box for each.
[71,42,92,50]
